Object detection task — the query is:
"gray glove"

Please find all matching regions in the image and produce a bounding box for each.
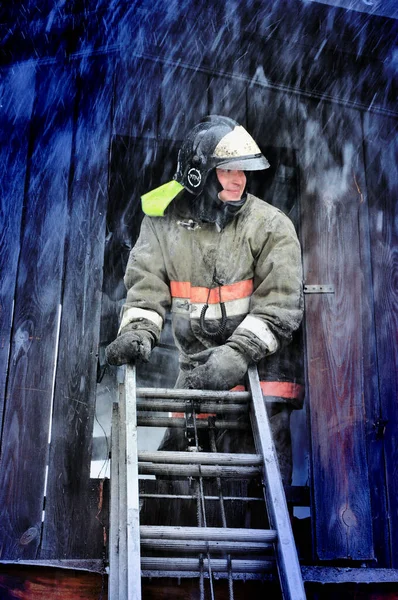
[105,329,153,366]
[183,345,251,391]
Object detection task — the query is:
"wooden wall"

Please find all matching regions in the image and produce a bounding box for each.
[300,100,374,560]
[0,0,397,572]
[363,113,398,566]
[0,58,112,559]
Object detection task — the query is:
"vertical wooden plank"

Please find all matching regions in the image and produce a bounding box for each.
[247,86,301,150]
[0,63,75,559]
[300,99,374,560]
[208,75,247,126]
[355,111,390,567]
[159,65,209,141]
[364,113,398,567]
[0,63,36,429]
[113,57,162,139]
[40,57,113,559]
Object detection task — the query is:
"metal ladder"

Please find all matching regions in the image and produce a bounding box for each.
[109,364,306,600]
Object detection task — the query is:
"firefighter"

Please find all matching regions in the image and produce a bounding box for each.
[106,115,304,485]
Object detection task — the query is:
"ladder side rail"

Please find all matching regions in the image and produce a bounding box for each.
[109,403,120,600]
[125,364,142,600]
[118,380,128,598]
[247,365,306,600]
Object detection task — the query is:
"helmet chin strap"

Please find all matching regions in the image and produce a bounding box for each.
[217,192,247,206]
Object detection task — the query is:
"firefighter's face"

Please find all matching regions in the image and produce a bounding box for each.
[216,168,246,202]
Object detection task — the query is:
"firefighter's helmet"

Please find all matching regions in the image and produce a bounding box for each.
[141,115,269,216]
[175,115,269,195]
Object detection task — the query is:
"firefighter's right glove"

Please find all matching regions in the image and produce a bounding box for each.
[105,329,154,366]
[183,344,251,391]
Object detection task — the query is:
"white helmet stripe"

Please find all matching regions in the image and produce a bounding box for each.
[213,126,262,159]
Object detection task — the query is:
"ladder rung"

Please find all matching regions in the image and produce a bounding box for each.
[136,387,292,405]
[139,463,261,478]
[140,526,277,543]
[141,539,273,553]
[138,451,262,466]
[141,557,275,573]
[137,399,248,413]
[139,493,263,502]
[137,416,249,429]
[137,387,251,401]
[110,365,307,600]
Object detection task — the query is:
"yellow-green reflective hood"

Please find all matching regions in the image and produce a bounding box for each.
[141,180,184,216]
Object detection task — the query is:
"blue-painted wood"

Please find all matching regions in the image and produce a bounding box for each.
[113,57,162,140]
[300,99,374,560]
[364,113,398,567]
[208,75,248,128]
[159,64,209,141]
[40,57,113,559]
[0,63,36,433]
[357,111,390,567]
[0,63,75,559]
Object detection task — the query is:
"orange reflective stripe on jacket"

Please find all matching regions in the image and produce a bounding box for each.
[170,279,254,304]
[232,381,304,401]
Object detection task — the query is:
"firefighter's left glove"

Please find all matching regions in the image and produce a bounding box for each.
[183,345,251,391]
[105,328,154,366]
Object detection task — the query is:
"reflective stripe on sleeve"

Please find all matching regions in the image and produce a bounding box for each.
[118,307,163,334]
[261,381,304,400]
[236,315,279,354]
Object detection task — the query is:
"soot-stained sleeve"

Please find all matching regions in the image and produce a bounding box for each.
[119,216,171,341]
[228,209,303,362]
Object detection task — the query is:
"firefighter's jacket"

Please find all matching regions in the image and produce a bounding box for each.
[120,192,304,406]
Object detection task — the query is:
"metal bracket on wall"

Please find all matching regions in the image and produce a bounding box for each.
[303,284,335,294]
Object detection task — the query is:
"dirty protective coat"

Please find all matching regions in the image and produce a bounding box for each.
[120,191,304,484]
[121,193,302,363]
